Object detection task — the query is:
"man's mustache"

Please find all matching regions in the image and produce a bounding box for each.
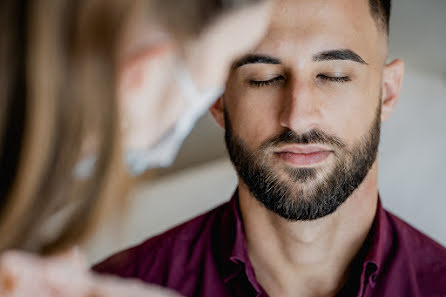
[261,129,346,149]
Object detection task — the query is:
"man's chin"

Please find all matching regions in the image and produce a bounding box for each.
[279,164,333,184]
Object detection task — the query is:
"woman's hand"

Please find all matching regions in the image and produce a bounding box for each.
[0,250,180,297]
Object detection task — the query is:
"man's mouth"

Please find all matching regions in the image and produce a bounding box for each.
[274,144,333,167]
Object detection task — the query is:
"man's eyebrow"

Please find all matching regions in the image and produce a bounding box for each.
[234,54,282,68]
[313,49,368,65]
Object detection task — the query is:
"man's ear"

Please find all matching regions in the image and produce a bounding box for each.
[381,59,404,122]
[209,96,226,129]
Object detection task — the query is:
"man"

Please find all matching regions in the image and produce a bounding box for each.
[94,0,446,296]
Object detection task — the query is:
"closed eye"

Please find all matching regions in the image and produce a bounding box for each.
[317,74,351,83]
[249,76,285,87]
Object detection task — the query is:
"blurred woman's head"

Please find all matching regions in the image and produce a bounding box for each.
[0,0,271,253]
[119,0,272,171]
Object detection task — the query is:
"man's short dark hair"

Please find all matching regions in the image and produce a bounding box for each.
[369,0,392,35]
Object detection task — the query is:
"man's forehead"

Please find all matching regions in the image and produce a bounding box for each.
[259,0,380,54]
[271,0,372,25]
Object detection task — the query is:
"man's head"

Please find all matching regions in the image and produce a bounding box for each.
[210,0,404,221]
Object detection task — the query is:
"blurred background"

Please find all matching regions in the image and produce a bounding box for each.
[84,0,446,263]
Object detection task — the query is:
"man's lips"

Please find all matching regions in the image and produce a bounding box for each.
[274,145,333,166]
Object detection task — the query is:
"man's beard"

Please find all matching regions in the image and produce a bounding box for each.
[224,102,381,221]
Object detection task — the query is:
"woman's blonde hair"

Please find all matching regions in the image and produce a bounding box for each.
[0,0,134,254]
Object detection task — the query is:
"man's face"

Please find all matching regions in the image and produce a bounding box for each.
[219,0,390,220]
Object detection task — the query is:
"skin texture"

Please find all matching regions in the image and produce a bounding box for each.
[210,0,404,296]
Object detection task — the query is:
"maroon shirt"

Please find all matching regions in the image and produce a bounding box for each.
[94,193,446,297]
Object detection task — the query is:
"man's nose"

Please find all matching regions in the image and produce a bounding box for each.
[279,77,322,133]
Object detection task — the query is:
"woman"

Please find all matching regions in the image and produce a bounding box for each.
[0,0,272,295]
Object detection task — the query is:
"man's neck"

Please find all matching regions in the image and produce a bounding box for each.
[238,163,379,297]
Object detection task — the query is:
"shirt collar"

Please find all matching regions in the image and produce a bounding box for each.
[221,192,393,295]
[359,196,393,289]
[221,192,264,295]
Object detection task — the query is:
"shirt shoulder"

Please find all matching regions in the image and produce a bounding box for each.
[385,210,446,265]
[92,201,230,284]
[383,210,446,295]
